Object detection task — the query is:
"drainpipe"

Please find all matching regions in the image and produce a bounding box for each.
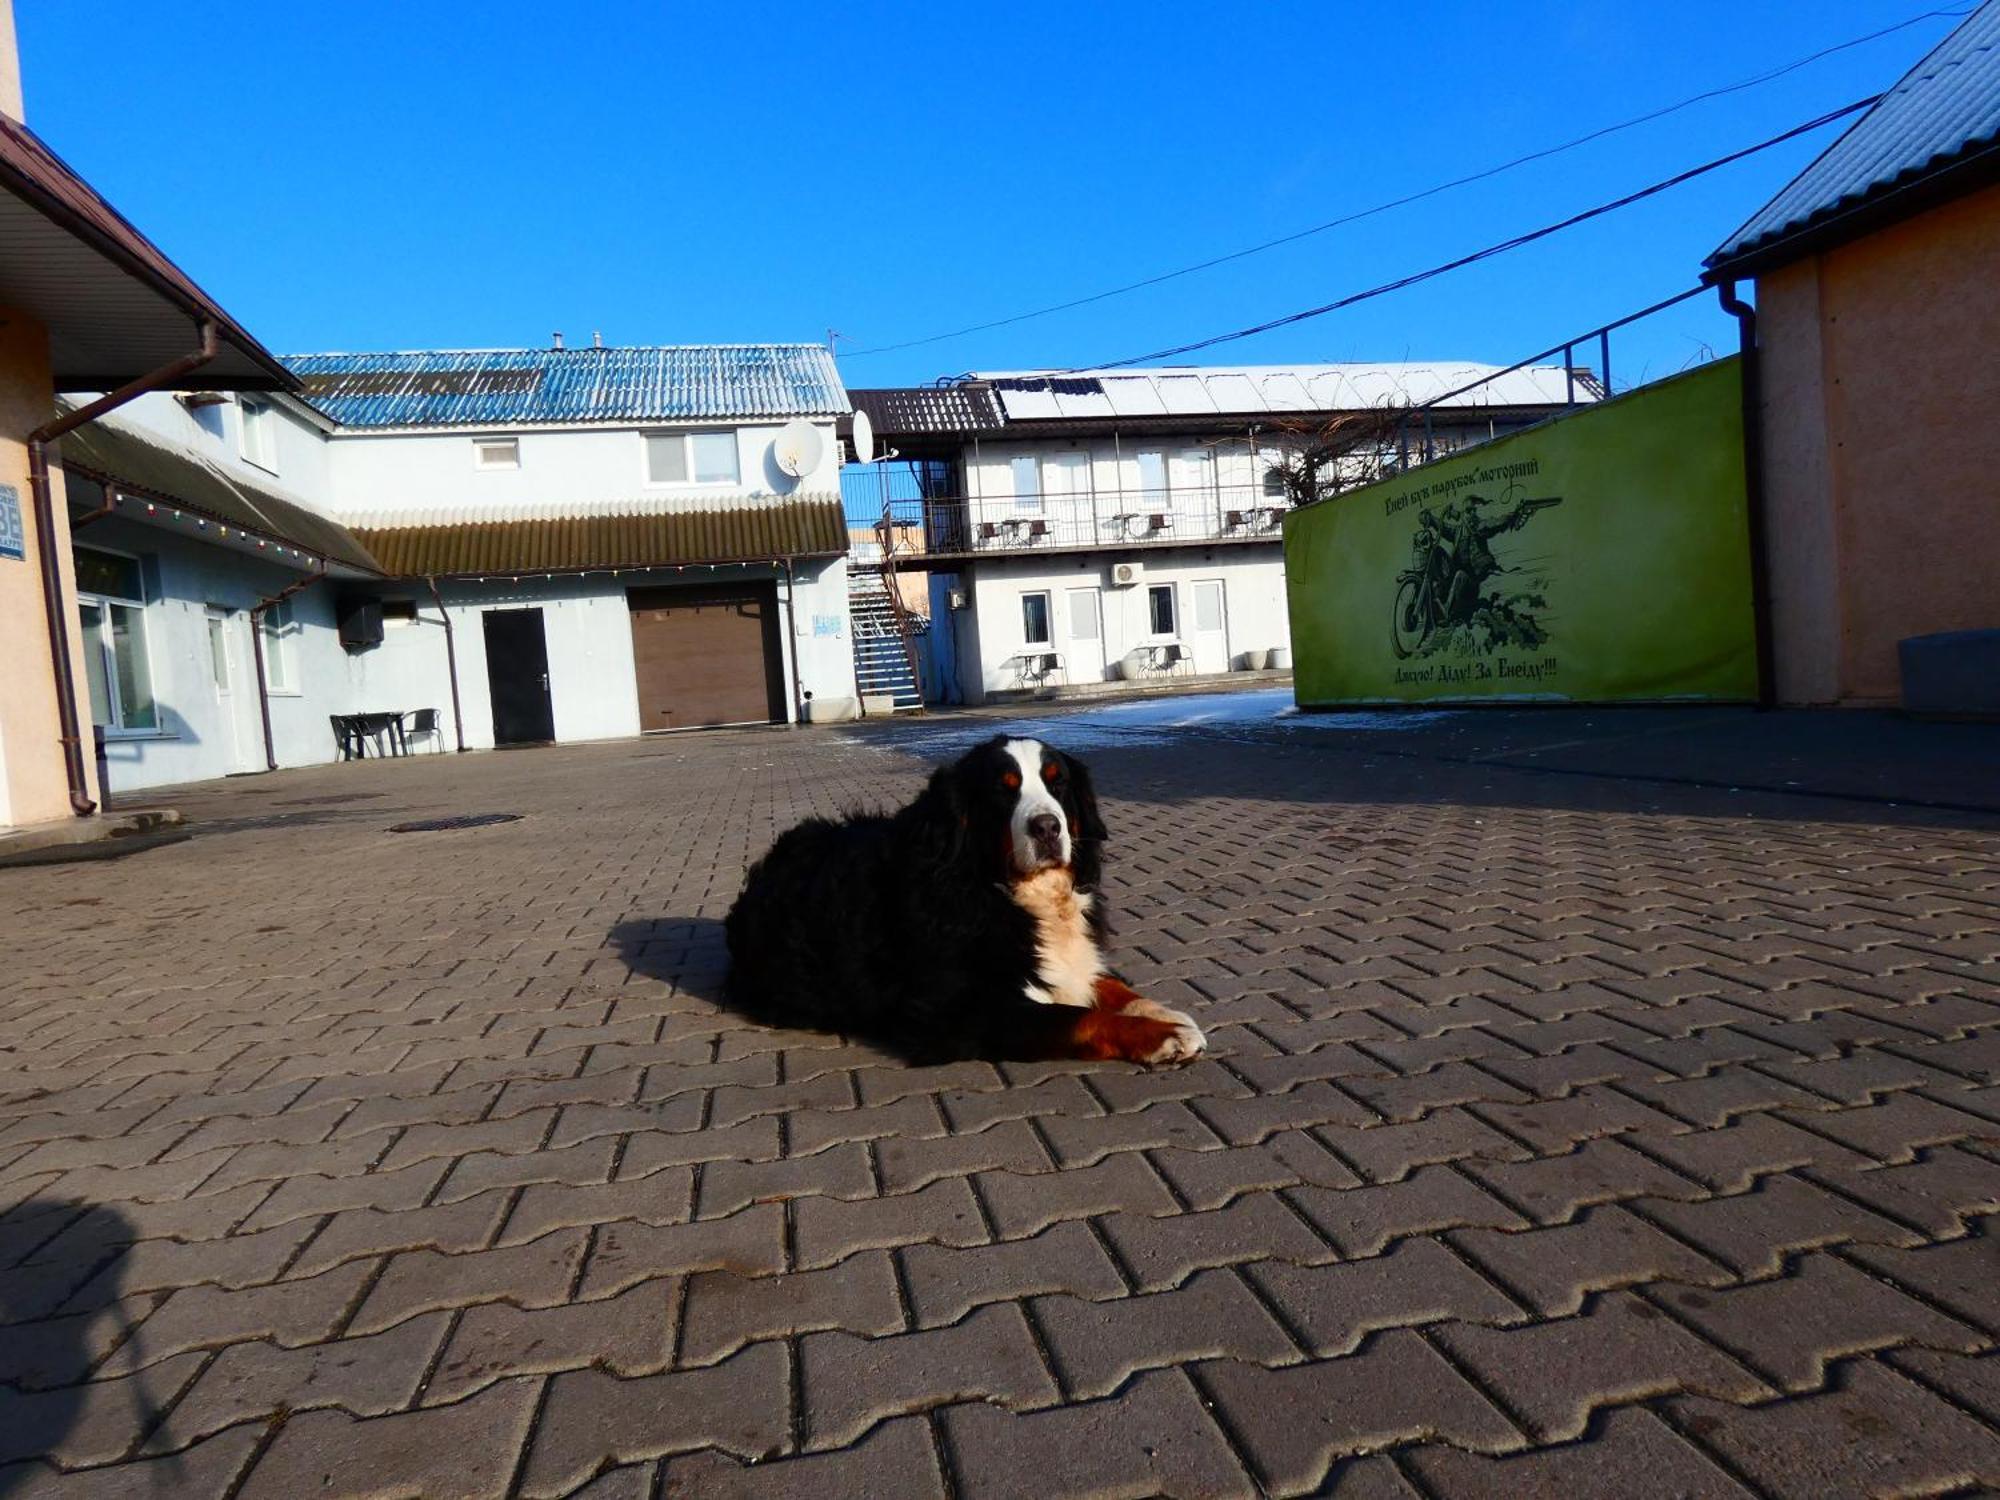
[779,556,807,725]
[248,563,325,771]
[1715,280,1777,710]
[424,575,467,751]
[26,320,220,814]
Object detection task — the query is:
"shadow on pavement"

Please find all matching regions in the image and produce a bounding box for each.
[608,917,731,1004]
[0,1200,180,1495]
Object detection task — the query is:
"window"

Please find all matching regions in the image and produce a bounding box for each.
[240,397,277,473]
[74,545,156,732]
[1066,588,1101,642]
[1041,452,1091,501]
[261,598,297,693]
[381,598,419,625]
[645,431,739,486]
[1147,583,1176,637]
[1009,455,1040,513]
[205,610,230,690]
[1022,591,1052,645]
[1168,447,1213,498]
[473,437,519,470]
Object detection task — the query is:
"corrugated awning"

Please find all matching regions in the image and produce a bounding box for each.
[352,496,846,577]
[57,411,382,575]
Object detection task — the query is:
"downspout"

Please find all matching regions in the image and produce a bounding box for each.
[780,556,807,724]
[1715,279,1777,710]
[26,320,220,815]
[425,576,467,751]
[248,563,325,771]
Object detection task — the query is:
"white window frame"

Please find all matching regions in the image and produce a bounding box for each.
[643,429,741,488]
[74,543,160,736]
[1021,590,1053,646]
[239,396,278,474]
[1146,581,1178,639]
[472,436,520,471]
[261,597,300,696]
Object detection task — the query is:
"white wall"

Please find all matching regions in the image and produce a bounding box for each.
[323,418,842,521]
[960,545,1290,702]
[114,390,337,509]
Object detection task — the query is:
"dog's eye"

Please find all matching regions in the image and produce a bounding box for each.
[1001,770,1021,790]
[1042,763,1062,784]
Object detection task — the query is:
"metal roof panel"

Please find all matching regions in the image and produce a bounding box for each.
[1711,2,2000,267]
[285,345,848,428]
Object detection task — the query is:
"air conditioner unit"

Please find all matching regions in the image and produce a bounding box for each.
[1110,560,1144,588]
[947,589,969,611]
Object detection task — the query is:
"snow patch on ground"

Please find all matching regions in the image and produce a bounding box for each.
[862,689,1454,755]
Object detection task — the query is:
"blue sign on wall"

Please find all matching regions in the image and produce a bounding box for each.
[0,484,23,561]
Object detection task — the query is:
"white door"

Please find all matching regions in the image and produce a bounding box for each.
[1065,587,1106,681]
[1168,448,1216,533]
[207,609,260,773]
[1189,579,1230,675]
[1040,453,1093,546]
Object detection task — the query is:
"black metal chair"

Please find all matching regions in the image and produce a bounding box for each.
[403,708,444,754]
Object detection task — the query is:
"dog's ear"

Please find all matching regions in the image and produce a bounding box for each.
[1060,752,1108,843]
[908,762,969,871]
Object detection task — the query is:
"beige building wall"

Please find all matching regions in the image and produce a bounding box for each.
[0,308,95,827]
[1755,181,2000,704]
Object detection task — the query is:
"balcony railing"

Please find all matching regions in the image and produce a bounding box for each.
[871,485,1293,560]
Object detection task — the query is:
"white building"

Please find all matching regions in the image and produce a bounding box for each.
[56,343,859,797]
[843,363,1593,704]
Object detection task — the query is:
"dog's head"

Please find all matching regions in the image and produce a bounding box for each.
[916,735,1107,884]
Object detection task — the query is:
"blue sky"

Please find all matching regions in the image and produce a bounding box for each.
[20,2,1966,391]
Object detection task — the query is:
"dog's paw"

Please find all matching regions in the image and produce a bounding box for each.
[1134,1005,1206,1066]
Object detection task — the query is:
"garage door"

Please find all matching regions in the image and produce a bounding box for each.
[627,585,785,730]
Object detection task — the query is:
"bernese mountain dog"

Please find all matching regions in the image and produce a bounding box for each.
[724,735,1206,1066]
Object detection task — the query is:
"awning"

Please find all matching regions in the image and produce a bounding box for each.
[57,410,382,576]
[352,495,847,578]
[0,116,294,389]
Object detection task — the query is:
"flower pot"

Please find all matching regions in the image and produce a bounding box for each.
[1241,648,1270,671]
[1268,646,1291,670]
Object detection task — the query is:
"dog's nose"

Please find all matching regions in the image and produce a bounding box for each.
[1028,813,1062,849]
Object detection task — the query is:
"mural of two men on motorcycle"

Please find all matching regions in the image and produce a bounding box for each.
[1391,490,1563,659]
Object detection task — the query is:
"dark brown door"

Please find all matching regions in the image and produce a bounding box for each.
[627,584,784,730]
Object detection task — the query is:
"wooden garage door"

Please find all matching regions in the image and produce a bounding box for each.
[627,585,784,730]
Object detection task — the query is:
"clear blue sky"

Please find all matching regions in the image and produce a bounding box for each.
[19,2,1966,391]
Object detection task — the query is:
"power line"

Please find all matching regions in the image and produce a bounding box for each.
[840,6,1965,361]
[1072,96,1878,372]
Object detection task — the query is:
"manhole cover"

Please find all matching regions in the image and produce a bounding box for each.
[388,813,523,833]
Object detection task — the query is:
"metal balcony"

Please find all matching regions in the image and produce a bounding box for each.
[872,485,1292,565]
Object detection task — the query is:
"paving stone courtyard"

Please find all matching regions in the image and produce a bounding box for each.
[2,693,1998,1498]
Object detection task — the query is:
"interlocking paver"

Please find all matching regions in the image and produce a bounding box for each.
[3,705,1997,1498]
[1200,1331,1523,1494]
[798,1302,1058,1449]
[1668,1357,2000,1499]
[518,1343,789,1495]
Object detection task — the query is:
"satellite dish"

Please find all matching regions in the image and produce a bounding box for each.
[774,420,825,479]
[851,408,875,465]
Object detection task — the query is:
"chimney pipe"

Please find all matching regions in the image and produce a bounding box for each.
[593,331,602,349]
[552,331,564,350]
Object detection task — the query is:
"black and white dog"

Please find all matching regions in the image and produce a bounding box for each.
[724,736,1205,1065]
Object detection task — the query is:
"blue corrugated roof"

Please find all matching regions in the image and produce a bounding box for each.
[1710,1,2000,269]
[283,344,848,428]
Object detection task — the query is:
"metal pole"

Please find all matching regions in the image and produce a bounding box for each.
[1715,280,1777,710]
[426,575,467,751]
[249,564,325,771]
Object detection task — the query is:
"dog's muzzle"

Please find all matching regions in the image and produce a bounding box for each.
[1026,813,1065,867]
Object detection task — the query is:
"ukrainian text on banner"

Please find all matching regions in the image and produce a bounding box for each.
[1283,358,1757,706]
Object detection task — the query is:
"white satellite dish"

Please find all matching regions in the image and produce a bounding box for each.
[773,420,825,479]
[850,408,876,465]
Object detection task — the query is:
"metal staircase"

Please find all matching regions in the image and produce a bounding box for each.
[849,566,923,712]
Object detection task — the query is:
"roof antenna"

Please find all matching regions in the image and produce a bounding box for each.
[593,331,603,349]
[552,331,565,350]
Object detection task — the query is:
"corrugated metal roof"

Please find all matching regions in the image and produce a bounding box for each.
[845,385,1006,436]
[1710,1,2000,269]
[57,408,381,575]
[975,363,1585,421]
[352,496,845,577]
[283,345,848,429]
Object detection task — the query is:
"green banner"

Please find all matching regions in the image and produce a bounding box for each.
[1284,358,1757,706]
